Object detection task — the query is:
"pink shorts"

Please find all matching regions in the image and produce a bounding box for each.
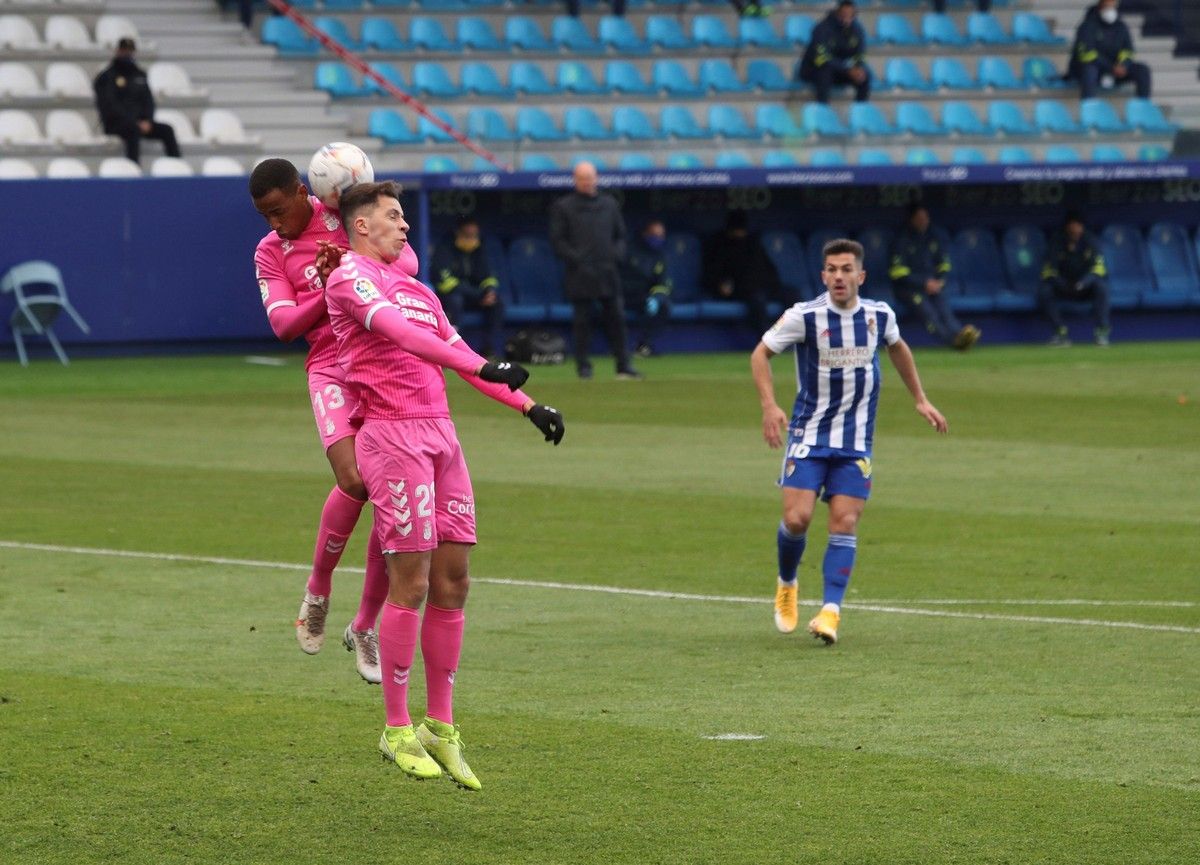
[307,366,359,450]
[356,417,477,554]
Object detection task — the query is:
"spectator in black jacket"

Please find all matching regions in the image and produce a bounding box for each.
[620,220,673,357]
[797,1,870,103]
[1068,0,1151,99]
[93,38,181,164]
[888,204,980,350]
[702,210,791,337]
[430,217,506,357]
[1040,213,1111,346]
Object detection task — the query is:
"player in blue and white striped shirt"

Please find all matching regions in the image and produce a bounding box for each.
[750,238,947,645]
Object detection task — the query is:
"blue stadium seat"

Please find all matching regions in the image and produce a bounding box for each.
[809,149,848,166]
[1139,144,1169,161]
[262,18,318,54]
[1080,98,1131,133]
[605,61,653,95]
[806,228,848,274]
[857,227,896,305]
[516,107,567,141]
[905,147,940,165]
[998,145,1034,163]
[314,17,363,50]
[551,16,603,52]
[1100,224,1154,308]
[715,151,753,169]
[570,153,608,171]
[599,15,650,53]
[997,224,1046,311]
[763,150,800,167]
[1012,13,1065,45]
[461,61,512,97]
[667,152,703,169]
[1091,144,1127,162]
[314,62,367,98]
[505,17,553,52]
[948,228,1004,312]
[564,106,616,140]
[699,59,750,93]
[653,60,703,97]
[692,15,737,48]
[661,106,709,139]
[849,102,897,136]
[618,152,656,170]
[466,107,514,141]
[418,108,458,142]
[457,17,505,51]
[363,61,406,96]
[557,61,607,94]
[942,102,990,135]
[519,154,560,171]
[783,15,815,46]
[951,147,987,164]
[612,106,657,140]
[646,15,691,50]
[802,103,851,137]
[896,102,946,135]
[762,230,813,301]
[967,13,1013,45]
[410,17,458,51]
[922,14,967,46]
[884,58,933,91]
[663,232,703,309]
[931,57,978,90]
[411,62,461,97]
[372,0,411,5]
[471,154,503,172]
[1126,99,1178,133]
[1144,222,1200,306]
[510,62,556,95]
[323,0,366,8]
[1024,56,1067,88]
[368,109,420,143]
[709,104,756,139]
[876,14,922,46]
[415,0,465,8]
[857,149,894,165]
[988,101,1037,135]
[746,59,792,93]
[757,104,808,139]
[977,56,1022,90]
[739,16,785,49]
[1034,100,1081,134]
[1044,144,1082,162]
[423,155,459,173]
[507,236,564,312]
[362,18,408,51]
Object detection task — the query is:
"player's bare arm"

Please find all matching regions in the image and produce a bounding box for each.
[886,339,948,434]
[751,341,788,449]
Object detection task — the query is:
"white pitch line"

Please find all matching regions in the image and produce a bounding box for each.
[859,598,1197,609]
[2,540,1198,636]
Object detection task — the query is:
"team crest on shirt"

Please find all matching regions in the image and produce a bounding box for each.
[281,239,294,254]
[258,278,269,301]
[322,211,340,231]
[867,316,877,335]
[354,278,382,302]
[856,457,872,478]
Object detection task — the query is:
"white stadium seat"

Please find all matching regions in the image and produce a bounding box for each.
[45,109,108,146]
[201,156,245,176]
[98,157,143,178]
[45,62,92,98]
[148,62,202,98]
[150,156,194,177]
[45,15,94,50]
[154,108,200,144]
[46,157,92,178]
[200,108,250,144]
[0,109,45,146]
[95,14,138,49]
[0,15,45,50]
[0,62,43,97]
[0,158,38,180]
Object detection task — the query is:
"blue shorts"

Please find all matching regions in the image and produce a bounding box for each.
[778,441,873,501]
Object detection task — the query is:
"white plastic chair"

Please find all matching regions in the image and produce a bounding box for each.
[45,109,107,146]
[97,157,143,178]
[150,156,194,177]
[153,108,200,144]
[0,260,91,367]
[0,110,45,146]
[45,62,92,98]
[0,158,38,179]
[200,108,249,144]
[46,157,91,178]
[0,62,42,97]
[44,15,93,49]
[95,15,139,49]
[148,62,201,97]
[201,155,244,176]
[0,15,45,50]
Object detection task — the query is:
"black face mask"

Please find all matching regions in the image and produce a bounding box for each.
[113,56,137,71]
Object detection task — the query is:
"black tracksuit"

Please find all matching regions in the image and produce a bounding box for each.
[93,57,180,164]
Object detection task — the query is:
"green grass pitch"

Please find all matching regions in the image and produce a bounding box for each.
[1,343,1197,864]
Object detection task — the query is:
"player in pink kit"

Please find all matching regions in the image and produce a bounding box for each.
[325,181,565,789]
[250,158,422,683]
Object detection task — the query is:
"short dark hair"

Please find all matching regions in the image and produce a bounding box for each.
[906,201,929,219]
[823,238,864,265]
[339,180,404,226]
[117,37,136,52]
[1064,210,1086,228]
[837,0,856,9]
[248,158,300,199]
[455,215,479,232]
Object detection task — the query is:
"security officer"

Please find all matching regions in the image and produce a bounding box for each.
[1040,212,1111,346]
[93,38,181,164]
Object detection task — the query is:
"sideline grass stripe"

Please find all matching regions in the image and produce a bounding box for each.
[5,539,1197,635]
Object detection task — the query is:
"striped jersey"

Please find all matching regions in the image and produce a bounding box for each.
[761,292,901,456]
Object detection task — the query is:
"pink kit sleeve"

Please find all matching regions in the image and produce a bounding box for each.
[256,246,324,342]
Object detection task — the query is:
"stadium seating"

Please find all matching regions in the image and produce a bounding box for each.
[0,157,37,179]
[0,15,45,50]
[45,109,108,147]
[896,102,945,136]
[201,156,245,177]
[1144,223,1200,307]
[362,18,407,51]
[876,14,921,46]
[458,17,505,51]
[762,150,800,167]
[662,105,708,140]
[762,230,812,301]
[740,16,786,50]
[858,149,894,166]
[952,147,987,164]
[989,101,1038,136]
[1126,99,1178,133]
[98,158,143,177]
[646,16,690,51]
[949,228,1006,312]
[262,18,317,54]
[699,59,750,94]
[47,157,92,178]
[1034,101,1082,134]
[411,17,457,51]
[551,16,602,53]
[505,17,553,52]
[1044,144,1082,163]
[558,61,606,95]
[368,109,419,143]
[510,62,554,96]
[1080,99,1131,134]
[931,57,978,90]
[507,235,565,317]
[849,102,897,137]
[667,152,703,169]
[1099,224,1154,308]
[715,151,753,169]
[998,224,1046,312]
[906,147,940,165]
[1012,13,1066,46]
[565,106,616,141]
[94,15,140,49]
[600,16,649,54]
[516,106,567,142]
[0,110,46,147]
[45,63,92,98]
[653,60,703,98]
[412,61,460,97]
[709,104,756,139]
[613,106,657,141]
[0,62,40,97]
[461,61,511,97]
[923,14,968,47]
[966,13,1013,46]
[606,61,654,95]
[809,149,847,166]
[520,154,559,171]
[423,155,459,173]
[466,107,514,142]
[151,157,195,177]
[885,58,934,92]
[978,56,1023,90]
[314,17,362,50]
[0,259,91,366]
[803,103,851,137]
[942,102,990,136]
[45,15,94,50]
[746,60,792,93]
[618,152,655,170]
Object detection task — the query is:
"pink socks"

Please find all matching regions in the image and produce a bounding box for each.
[379,601,420,727]
[306,485,364,597]
[421,604,465,726]
[352,530,389,632]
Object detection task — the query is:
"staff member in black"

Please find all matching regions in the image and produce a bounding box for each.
[93,38,181,165]
[1040,212,1111,347]
[430,217,506,358]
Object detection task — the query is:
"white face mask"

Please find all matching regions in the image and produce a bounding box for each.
[1100,8,1118,24]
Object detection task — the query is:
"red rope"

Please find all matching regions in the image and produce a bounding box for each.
[264,0,511,172]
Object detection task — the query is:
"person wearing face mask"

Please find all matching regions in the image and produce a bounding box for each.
[1068,0,1152,99]
[797,0,870,104]
[430,217,506,358]
[93,38,181,165]
[620,220,674,358]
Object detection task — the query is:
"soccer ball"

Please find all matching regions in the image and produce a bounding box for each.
[307,142,374,209]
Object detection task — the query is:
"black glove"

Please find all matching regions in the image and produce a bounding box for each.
[479,360,529,391]
[526,403,565,445]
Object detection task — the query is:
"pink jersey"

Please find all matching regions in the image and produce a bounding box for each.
[326,251,529,421]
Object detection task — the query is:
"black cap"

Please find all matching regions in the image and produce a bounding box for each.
[117,37,136,52]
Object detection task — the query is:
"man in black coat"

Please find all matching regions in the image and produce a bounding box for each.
[430,216,506,357]
[1039,213,1111,346]
[797,1,871,104]
[548,161,641,380]
[1068,0,1151,99]
[93,38,181,164]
